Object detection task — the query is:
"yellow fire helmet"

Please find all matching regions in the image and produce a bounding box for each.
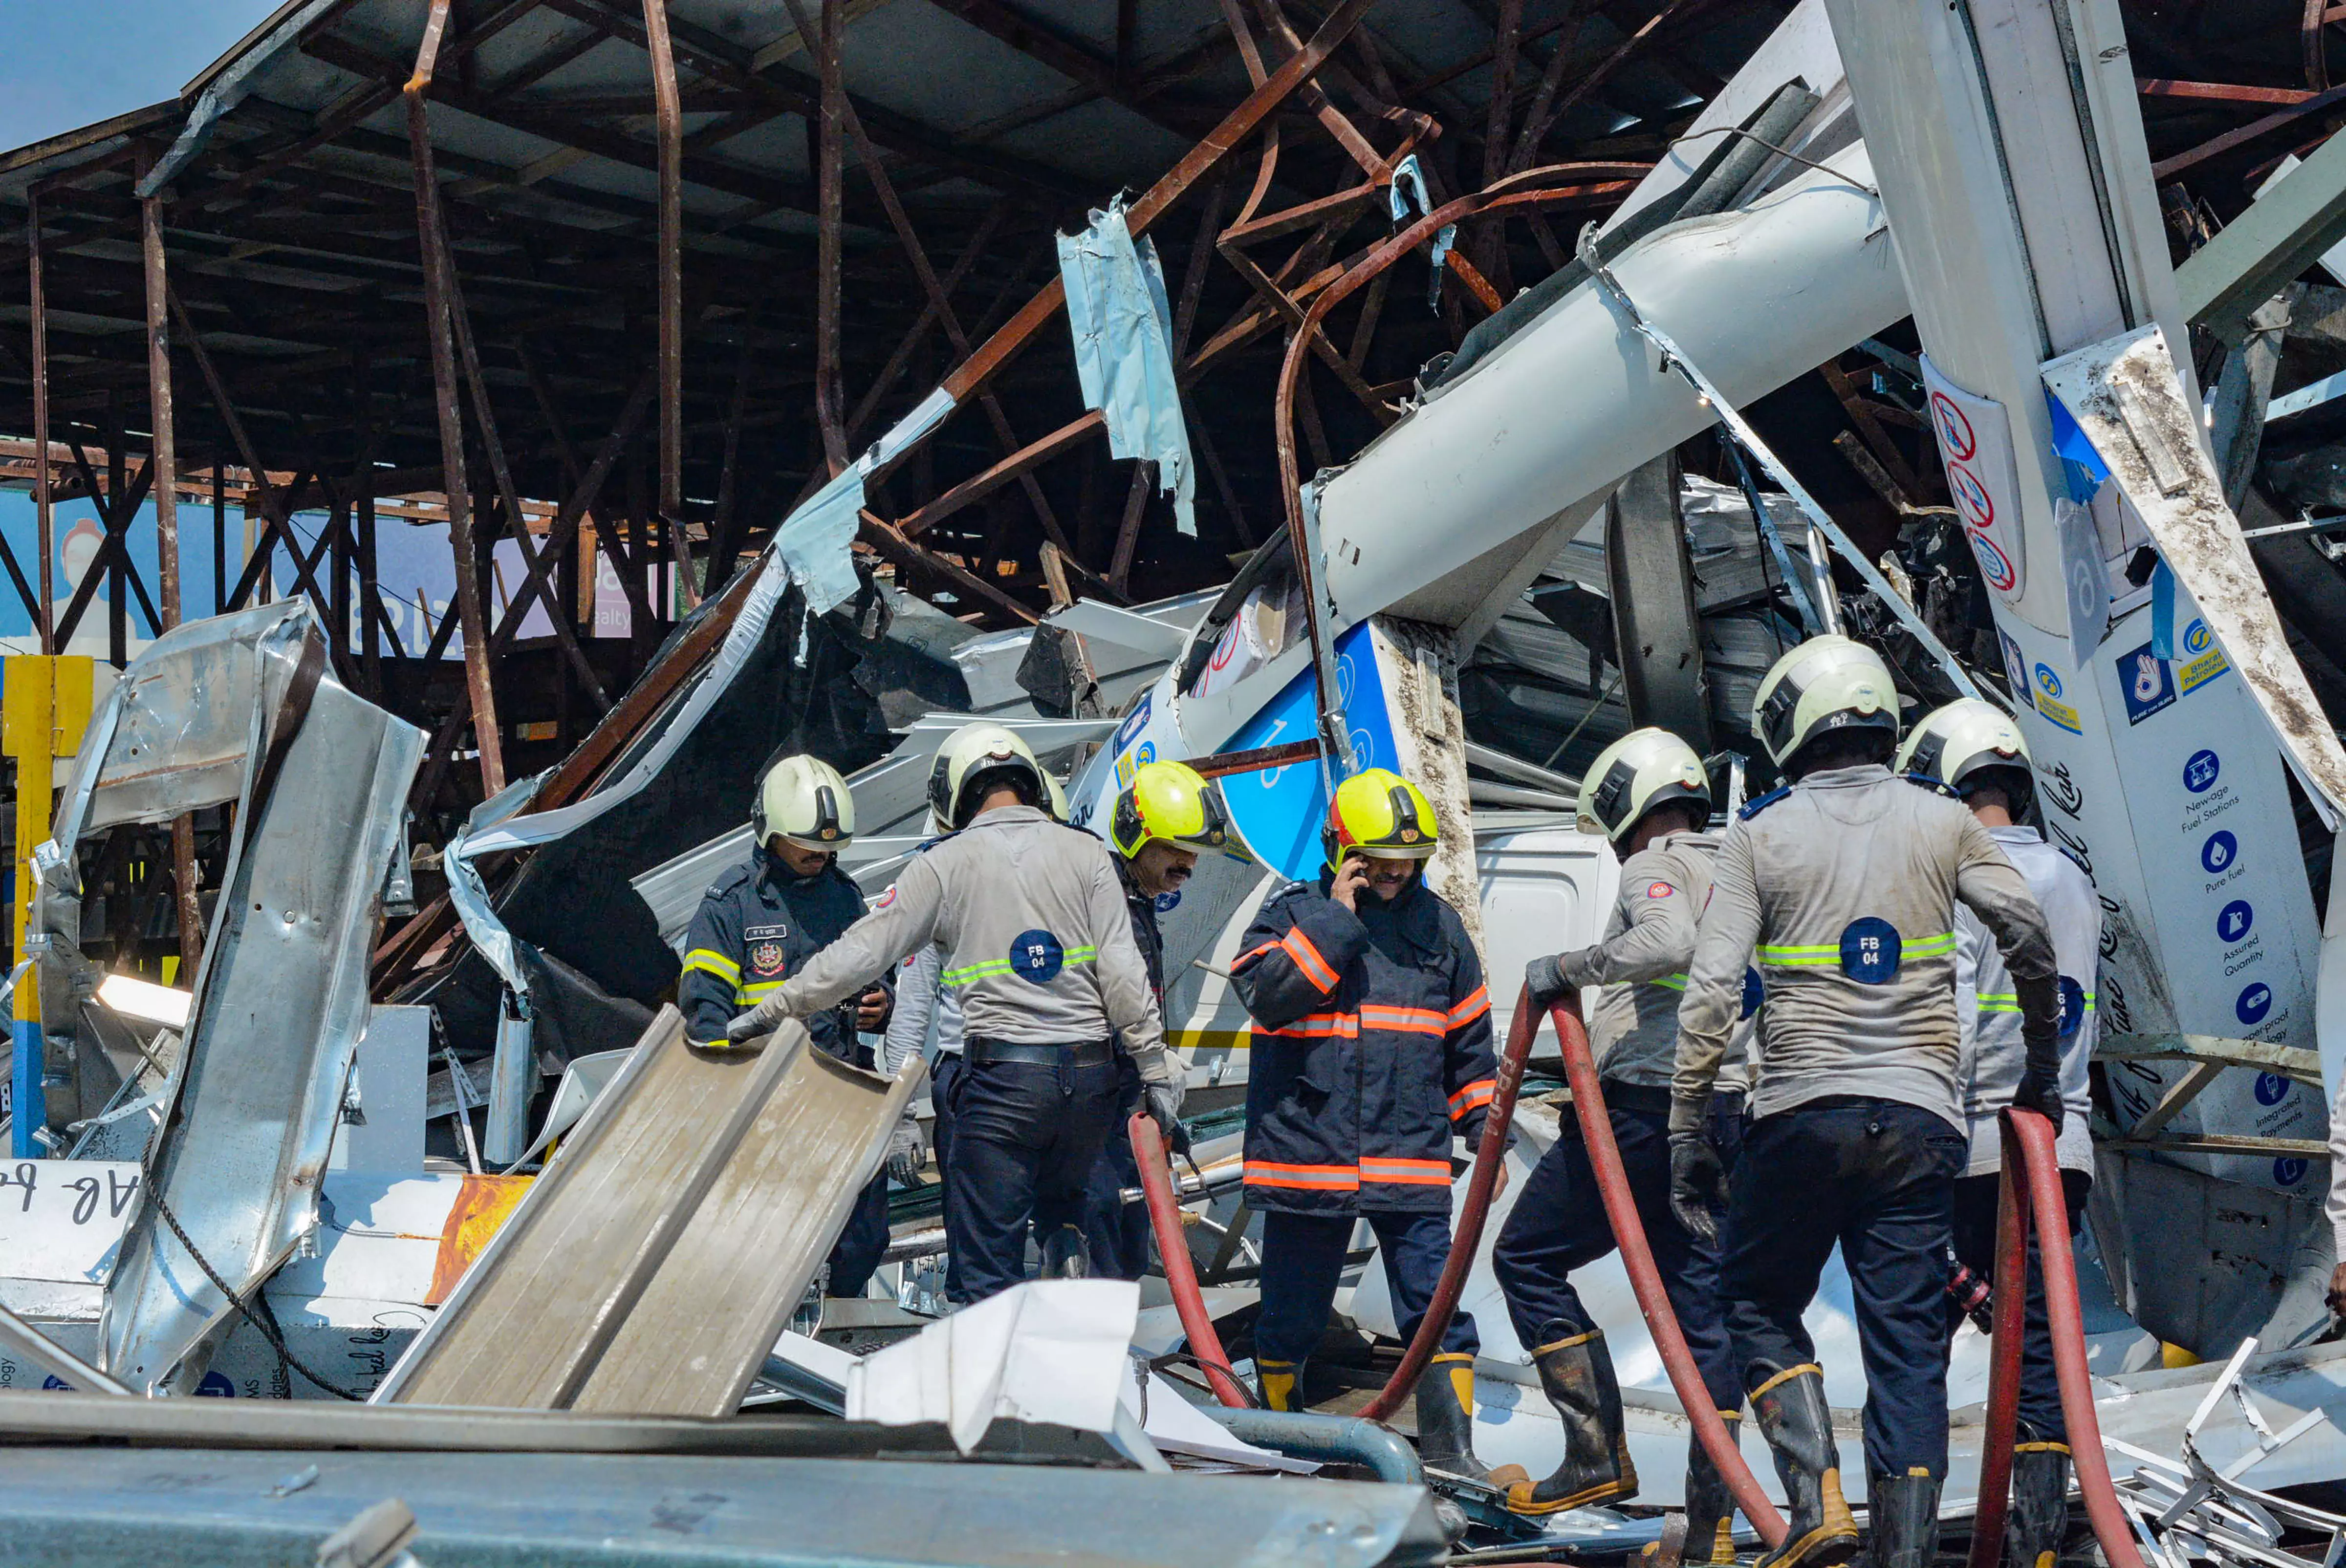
[1895,698,2030,792]
[1322,767,1439,867]
[1577,728,1712,844]
[1111,760,1232,859]
[1751,634,1900,767]
[754,753,855,850]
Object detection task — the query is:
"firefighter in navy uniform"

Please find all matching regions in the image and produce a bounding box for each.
[1899,700,2102,1568]
[723,723,1183,1304]
[1493,727,1755,1543]
[1671,637,2060,1568]
[1232,767,1498,1482]
[1080,760,1232,1279]
[681,754,904,1298]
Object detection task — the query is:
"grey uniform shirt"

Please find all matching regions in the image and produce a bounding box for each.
[1955,825,2098,1177]
[1561,831,1751,1093]
[770,805,1174,1084]
[1672,764,2056,1133]
[881,943,963,1076]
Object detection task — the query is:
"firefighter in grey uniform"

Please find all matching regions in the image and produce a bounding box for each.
[1671,637,2061,1568]
[681,755,902,1297]
[1899,699,2101,1568]
[726,722,1184,1304]
[1494,727,1754,1548]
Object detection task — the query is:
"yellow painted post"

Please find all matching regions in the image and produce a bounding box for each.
[4,655,92,1157]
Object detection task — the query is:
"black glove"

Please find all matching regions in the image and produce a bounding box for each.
[1668,1129,1729,1244]
[1144,1080,1190,1155]
[2010,974,2064,1133]
[1525,954,1572,1010]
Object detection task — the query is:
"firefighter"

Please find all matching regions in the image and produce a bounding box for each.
[1671,636,2059,1568]
[1493,727,1754,1545]
[1899,699,2100,1568]
[724,723,1182,1304]
[1232,766,1498,1482]
[1081,760,1233,1279]
[681,753,902,1297]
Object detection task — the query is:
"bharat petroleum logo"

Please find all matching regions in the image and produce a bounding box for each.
[2183,620,2212,656]
[2033,664,2063,700]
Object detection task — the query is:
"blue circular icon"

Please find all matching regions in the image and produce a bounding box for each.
[1740,967,1763,1020]
[1135,741,1155,765]
[2202,831,2238,874]
[1838,917,1904,984]
[2033,664,2063,699]
[2255,1072,2291,1106]
[1153,890,1181,913]
[2236,981,2273,1025]
[1008,929,1066,984]
[2184,750,2221,794]
[2276,1157,2310,1187]
[2185,620,2212,655]
[2058,976,2087,1039]
[194,1371,237,1398]
[2218,900,2255,943]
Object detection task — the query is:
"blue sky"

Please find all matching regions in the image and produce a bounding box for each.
[1,1,272,152]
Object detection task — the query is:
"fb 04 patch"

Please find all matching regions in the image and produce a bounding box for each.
[749,941,787,977]
[1646,881,1675,900]
[1009,928,1065,984]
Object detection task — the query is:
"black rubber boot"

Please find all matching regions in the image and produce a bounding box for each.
[1865,1470,1941,1568]
[1505,1325,1638,1515]
[1413,1351,1491,1482]
[1748,1363,1858,1568]
[2005,1435,2072,1568]
[1685,1410,1744,1566]
[1039,1224,1089,1279]
[1256,1357,1304,1412]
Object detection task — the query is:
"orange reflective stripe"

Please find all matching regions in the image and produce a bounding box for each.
[1243,1160,1361,1190]
[1448,1078,1497,1117]
[1260,1012,1360,1039]
[1359,1004,1447,1034]
[1233,938,1285,972]
[1282,925,1340,991]
[1445,986,1491,1028]
[1360,1157,1453,1185]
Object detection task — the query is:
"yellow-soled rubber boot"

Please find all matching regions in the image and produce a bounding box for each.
[1414,1351,1491,1482]
[1505,1325,1638,1515]
[1256,1358,1303,1412]
[1747,1363,1857,1568]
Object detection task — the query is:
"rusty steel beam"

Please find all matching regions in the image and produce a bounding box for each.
[644,0,686,518]
[859,513,1039,624]
[815,0,848,474]
[2152,82,2346,177]
[2137,78,2323,106]
[901,411,1104,537]
[409,0,506,796]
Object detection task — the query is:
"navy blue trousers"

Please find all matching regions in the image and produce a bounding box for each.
[1721,1097,1965,1480]
[1255,1208,1480,1366]
[1492,1092,1744,1412]
[827,1173,890,1297]
[945,1052,1121,1303]
[1080,1056,1150,1280]
[1949,1167,2091,1444]
[930,1053,965,1301]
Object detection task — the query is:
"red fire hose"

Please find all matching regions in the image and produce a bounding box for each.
[1550,995,1790,1546]
[1967,1108,2146,1568]
[1354,982,1543,1422]
[1130,1110,1253,1408]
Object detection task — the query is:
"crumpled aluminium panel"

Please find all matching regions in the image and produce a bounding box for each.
[30,603,425,1393]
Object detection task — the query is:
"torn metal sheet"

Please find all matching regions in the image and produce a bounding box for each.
[25,604,424,1393]
[2042,326,2346,825]
[375,1007,923,1416]
[1059,199,1196,535]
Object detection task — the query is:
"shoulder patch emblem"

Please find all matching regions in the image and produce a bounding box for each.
[748,941,787,977]
[875,885,899,909]
[1647,881,1675,900]
[1737,785,1791,821]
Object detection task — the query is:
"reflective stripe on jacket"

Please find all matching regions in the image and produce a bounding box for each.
[1232,871,1497,1217]
[680,848,880,1056]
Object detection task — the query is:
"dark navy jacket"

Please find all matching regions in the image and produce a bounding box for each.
[1113,855,1168,1005]
[1231,871,1496,1217]
[680,848,887,1058]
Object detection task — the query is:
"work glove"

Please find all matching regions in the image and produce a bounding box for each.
[725,992,795,1044]
[2009,973,2065,1134]
[1524,954,1572,1011]
[1143,1078,1189,1154]
[1668,1129,1729,1245]
[884,1114,927,1185]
